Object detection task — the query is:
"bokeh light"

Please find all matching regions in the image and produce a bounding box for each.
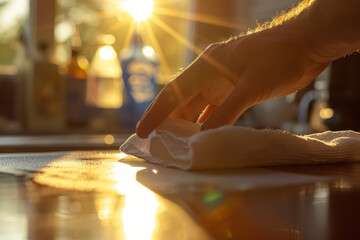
[104,134,115,145]
[77,56,89,70]
[142,46,155,57]
[99,46,116,60]
[319,108,334,119]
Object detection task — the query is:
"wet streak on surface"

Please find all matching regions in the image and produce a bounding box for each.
[0,152,360,240]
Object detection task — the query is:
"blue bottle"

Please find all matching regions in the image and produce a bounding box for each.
[120,32,158,128]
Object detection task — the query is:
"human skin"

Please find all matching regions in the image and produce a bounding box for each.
[136,0,360,138]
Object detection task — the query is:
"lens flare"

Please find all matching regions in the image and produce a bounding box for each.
[124,0,154,22]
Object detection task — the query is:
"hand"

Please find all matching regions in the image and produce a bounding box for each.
[136,27,330,138]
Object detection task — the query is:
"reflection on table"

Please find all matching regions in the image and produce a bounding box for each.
[1,151,360,239]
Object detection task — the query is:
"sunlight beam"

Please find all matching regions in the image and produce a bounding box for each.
[104,20,130,35]
[122,21,137,49]
[153,7,247,31]
[65,11,110,25]
[143,21,172,75]
[150,15,203,55]
[150,15,236,83]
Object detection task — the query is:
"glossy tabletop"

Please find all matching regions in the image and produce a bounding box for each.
[0,151,359,240]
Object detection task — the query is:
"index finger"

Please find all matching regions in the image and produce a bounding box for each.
[135,76,195,138]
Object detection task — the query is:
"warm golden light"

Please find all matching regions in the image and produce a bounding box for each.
[33,152,159,240]
[319,108,334,119]
[104,134,115,145]
[77,55,89,70]
[102,34,116,45]
[120,169,159,240]
[154,7,247,30]
[99,45,116,60]
[117,152,129,159]
[96,197,116,221]
[124,0,154,22]
[122,21,137,49]
[142,46,155,57]
[143,21,172,75]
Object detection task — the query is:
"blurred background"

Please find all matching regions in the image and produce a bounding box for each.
[0,0,359,135]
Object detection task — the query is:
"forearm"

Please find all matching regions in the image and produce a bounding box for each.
[252,0,360,63]
[293,0,360,61]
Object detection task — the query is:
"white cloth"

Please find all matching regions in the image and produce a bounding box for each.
[120,118,360,170]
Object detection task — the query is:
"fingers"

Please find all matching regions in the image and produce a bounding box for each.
[201,79,255,131]
[136,80,187,138]
[139,100,155,122]
[170,94,209,121]
[136,43,231,138]
[136,60,206,138]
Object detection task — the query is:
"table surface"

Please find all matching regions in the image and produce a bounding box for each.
[0,135,128,153]
[1,149,360,240]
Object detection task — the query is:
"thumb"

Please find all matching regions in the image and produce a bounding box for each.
[201,83,256,131]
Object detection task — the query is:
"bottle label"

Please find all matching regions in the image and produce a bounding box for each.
[123,59,157,113]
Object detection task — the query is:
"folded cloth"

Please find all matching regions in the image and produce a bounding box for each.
[120,118,360,170]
